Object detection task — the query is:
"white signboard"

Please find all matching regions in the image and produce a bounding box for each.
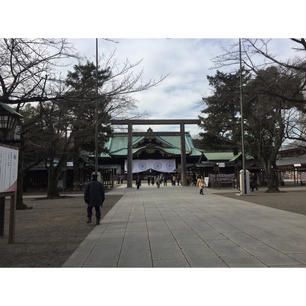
[0,145,19,193]
[124,159,176,173]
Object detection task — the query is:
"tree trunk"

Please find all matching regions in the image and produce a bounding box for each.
[73,151,80,191]
[47,167,60,198]
[264,160,280,192]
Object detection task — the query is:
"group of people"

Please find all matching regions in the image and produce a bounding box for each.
[146,174,182,186]
[83,172,207,226]
[144,174,182,188]
[83,171,261,226]
[233,172,259,192]
[118,173,201,188]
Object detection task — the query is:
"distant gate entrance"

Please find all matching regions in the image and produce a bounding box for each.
[110,119,200,187]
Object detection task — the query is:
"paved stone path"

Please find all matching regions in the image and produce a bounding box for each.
[63,185,306,267]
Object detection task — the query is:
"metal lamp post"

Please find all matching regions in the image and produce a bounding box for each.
[95,38,99,177]
[239,38,248,195]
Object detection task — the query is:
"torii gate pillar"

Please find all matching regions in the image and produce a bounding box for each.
[180,123,187,186]
[127,123,133,188]
[110,119,200,188]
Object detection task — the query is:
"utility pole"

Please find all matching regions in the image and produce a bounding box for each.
[95,38,99,176]
[239,38,247,195]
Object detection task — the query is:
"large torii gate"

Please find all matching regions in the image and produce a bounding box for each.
[110,119,200,187]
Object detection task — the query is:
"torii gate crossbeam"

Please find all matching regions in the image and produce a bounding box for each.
[110,119,200,187]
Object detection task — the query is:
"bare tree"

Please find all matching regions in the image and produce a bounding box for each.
[65,51,167,118]
[283,108,306,143]
[0,38,76,107]
[1,39,167,198]
[0,38,77,207]
[212,38,306,105]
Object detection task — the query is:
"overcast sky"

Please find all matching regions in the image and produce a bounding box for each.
[2,1,305,139]
[67,38,298,137]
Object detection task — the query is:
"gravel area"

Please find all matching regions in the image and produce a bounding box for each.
[0,194,122,267]
[216,190,306,215]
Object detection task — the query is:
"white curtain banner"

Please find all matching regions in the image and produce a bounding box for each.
[124,159,176,173]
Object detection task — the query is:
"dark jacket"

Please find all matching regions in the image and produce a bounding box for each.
[84,181,105,207]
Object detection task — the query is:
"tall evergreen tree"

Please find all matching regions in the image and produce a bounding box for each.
[64,61,112,190]
[199,69,250,152]
[243,66,303,191]
[199,66,303,192]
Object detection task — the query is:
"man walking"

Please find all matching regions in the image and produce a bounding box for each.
[164,176,167,186]
[136,175,141,189]
[84,174,105,225]
[172,175,176,186]
[250,173,258,192]
[156,175,161,188]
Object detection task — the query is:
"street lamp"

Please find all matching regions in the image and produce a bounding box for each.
[0,102,23,143]
[95,38,99,177]
[239,39,248,195]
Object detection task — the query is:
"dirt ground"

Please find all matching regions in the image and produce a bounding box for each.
[216,189,306,215]
[0,194,123,267]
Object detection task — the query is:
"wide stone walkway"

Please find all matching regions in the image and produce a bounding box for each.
[63,185,306,267]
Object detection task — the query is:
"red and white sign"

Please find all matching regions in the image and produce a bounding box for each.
[0,145,19,193]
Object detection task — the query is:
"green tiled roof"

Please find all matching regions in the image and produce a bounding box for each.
[106,146,147,156]
[202,152,254,162]
[203,152,235,161]
[228,152,254,162]
[105,135,144,153]
[190,148,204,156]
[105,133,202,157]
[156,147,181,155]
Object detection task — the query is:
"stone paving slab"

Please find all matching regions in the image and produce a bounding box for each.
[151,244,185,261]
[241,241,303,266]
[85,244,121,267]
[287,253,306,264]
[63,186,305,268]
[153,257,190,267]
[224,257,266,267]
[180,244,227,267]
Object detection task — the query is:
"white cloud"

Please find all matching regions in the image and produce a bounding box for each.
[68,38,298,137]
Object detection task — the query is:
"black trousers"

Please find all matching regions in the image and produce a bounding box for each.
[87,205,101,220]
